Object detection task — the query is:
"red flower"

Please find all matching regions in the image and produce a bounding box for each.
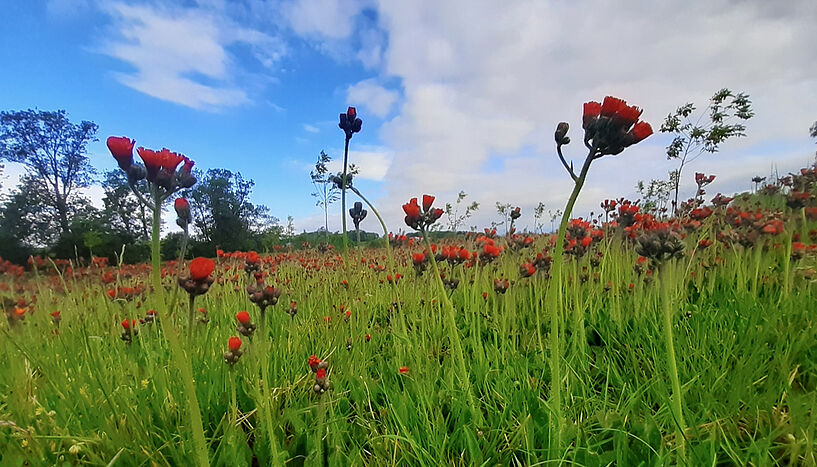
[347,107,356,120]
[316,368,327,380]
[236,310,250,324]
[583,101,602,129]
[189,257,215,281]
[613,104,642,128]
[403,198,421,218]
[422,195,435,212]
[228,336,242,351]
[174,197,189,211]
[600,96,627,117]
[107,136,135,170]
[630,121,653,143]
[399,366,409,375]
[121,319,131,330]
[308,355,322,371]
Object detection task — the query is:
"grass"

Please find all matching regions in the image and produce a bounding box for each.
[1,210,816,466]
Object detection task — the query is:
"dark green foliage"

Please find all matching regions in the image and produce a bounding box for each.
[0,109,97,233]
[183,168,279,252]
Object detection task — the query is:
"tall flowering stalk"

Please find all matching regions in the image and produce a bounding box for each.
[106,137,196,300]
[548,96,653,452]
[107,137,207,466]
[338,107,362,253]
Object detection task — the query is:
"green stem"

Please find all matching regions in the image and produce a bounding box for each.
[660,262,687,462]
[187,294,196,343]
[340,137,351,253]
[150,186,163,304]
[422,231,482,425]
[544,146,595,454]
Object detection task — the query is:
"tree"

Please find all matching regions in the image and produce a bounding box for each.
[0,109,97,233]
[533,202,546,233]
[184,168,277,251]
[495,202,513,235]
[310,150,340,239]
[636,175,674,216]
[101,170,151,241]
[444,191,480,232]
[660,89,753,215]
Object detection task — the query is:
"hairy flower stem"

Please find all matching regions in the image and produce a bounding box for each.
[187,294,196,343]
[340,137,351,254]
[422,231,482,425]
[150,186,163,304]
[659,262,686,462]
[545,146,596,454]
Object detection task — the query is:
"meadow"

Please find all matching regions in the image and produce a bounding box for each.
[1,101,816,466]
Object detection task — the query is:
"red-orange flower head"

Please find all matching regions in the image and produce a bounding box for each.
[236,310,251,324]
[580,96,652,156]
[403,195,442,231]
[228,336,242,351]
[107,136,135,170]
[189,257,215,281]
[174,197,191,226]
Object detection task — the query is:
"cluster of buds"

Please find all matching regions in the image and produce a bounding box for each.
[635,225,686,264]
[519,262,537,278]
[403,195,444,231]
[224,337,243,366]
[287,301,298,319]
[786,191,812,210]
[617,201,641,228]
[439,272,460,290]
[174,197,192,229]
[236,311,256,338]
[508,207,521,235]
[711,193,734,207]
[143,309,157,325]
[574,96,653,157]
[349,201,368,230]
[695,173,716,198]
[308,355,330,395]
[412,252,428,275]
[120,319,138,344]
[50,311,61,327]
[178,258,215,297]
[107,137,196,191]
[244,252,261,275]
[507,234,534,251]
[247,283,283,314]
[601,199,617,214]
[493,278,510,294]
[338,107,363,140]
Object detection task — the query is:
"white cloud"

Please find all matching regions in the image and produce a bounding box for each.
[303,124,320,133]
[324,146,392,182]
[282,0,369,40]
[346,0,817,230]
[346,79,398,118]
[100,2,286,110]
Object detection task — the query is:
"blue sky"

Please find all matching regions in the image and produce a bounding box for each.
[2,0,816,233]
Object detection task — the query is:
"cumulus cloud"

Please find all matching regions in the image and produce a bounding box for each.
[354,0,817,230]
[100,2,286,110]
[282,0,370,40]
[346,79,398,117]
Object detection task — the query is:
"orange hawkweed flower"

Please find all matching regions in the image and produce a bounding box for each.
[189,257,215,281]
[228,336,242,351]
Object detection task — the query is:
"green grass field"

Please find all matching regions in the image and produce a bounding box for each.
[1,200,816,465]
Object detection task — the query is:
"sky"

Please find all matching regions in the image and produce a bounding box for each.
[1,0,816,234]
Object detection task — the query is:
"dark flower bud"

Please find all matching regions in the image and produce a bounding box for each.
[555,122,570,145]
